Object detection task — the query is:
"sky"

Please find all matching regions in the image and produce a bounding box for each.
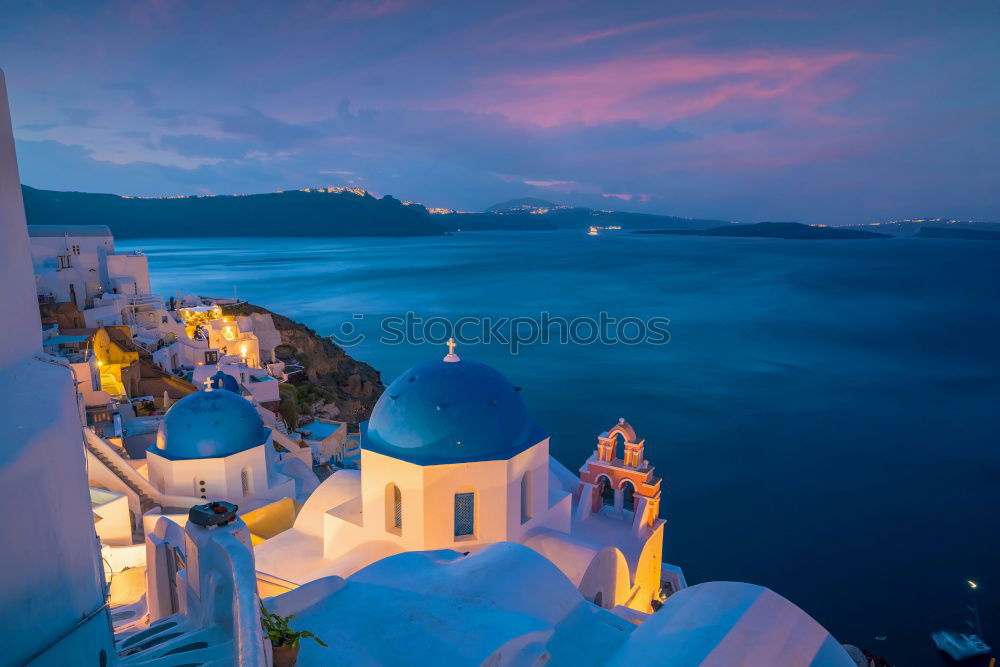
[1,0,998,224]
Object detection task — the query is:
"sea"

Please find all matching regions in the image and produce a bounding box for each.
[120,230,1000,665]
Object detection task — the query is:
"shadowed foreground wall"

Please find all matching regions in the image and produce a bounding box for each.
[0,68,115,665]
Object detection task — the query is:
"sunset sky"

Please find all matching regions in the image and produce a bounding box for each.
[2,0,998,224]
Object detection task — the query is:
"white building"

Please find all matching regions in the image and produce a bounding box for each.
[0,68,116,665]
[299,419,349,464]
[146,385,317,508]
[255,345,675,613]
[29,224,158,328]
[191,359,281,406]
[90,487,133,546]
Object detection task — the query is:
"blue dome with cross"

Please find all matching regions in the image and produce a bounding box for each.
[152,389,269,460]
[209,369,240,393]
[363,346,547,465]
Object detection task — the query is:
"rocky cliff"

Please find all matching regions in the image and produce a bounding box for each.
[223,303,383,425]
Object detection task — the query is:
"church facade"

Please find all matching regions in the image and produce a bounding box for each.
[146,380,314,508]
[254,343,677,613]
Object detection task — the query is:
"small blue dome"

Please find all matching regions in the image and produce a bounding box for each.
[363,357,547,465]
[152,389,269,460]
[210,370,240,394]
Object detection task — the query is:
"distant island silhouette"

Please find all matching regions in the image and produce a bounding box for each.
[633,222,891,240]
[439,198,727,232]
[484,197,561,213]
[21,185,444,238]
[19,186,734,236]
[29,186,988,240]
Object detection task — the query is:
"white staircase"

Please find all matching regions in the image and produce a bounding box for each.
[83,428,203,535]
[84,431,158,518]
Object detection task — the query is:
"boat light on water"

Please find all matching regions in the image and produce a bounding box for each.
[931,579,991,662]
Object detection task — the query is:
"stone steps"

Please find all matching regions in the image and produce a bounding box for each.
[85,440,159,522]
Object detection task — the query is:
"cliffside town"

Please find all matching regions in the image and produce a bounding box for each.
[222,302,383,425]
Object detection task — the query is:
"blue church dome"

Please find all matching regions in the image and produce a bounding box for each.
[152,389,269,460]
[210,369,240,393]
[363,356,547,465]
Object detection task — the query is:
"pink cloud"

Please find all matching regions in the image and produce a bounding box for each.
[602,193,659,203]
[560,9,809,47]
[449,50,867,127]
[524,179,576,187]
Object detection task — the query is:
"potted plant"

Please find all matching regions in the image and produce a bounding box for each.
[261,603,327,667]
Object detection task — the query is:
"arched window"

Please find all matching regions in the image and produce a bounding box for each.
[598,476,614,507]
[386,483,403,534]
[241,468,252,497]
[454,492,475,538]
[622,480,636,512]
[520,471,532,524]
[611,431,626,461]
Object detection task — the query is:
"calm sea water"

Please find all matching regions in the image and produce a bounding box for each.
[121,230,1000,665]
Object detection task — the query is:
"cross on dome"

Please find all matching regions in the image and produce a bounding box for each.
[203,377,214,392]
[443,337,461,363]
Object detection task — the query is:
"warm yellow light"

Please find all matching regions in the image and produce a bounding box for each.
[96,360,103,367]
[969,580,978,589]
[240,344,248,358]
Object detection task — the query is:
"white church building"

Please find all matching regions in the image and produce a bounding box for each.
[254,343,677,613]
[146,378,318,509]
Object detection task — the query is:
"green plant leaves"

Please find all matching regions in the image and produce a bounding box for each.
[260,602,328,648]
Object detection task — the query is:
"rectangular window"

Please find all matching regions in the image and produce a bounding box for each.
[454,492,475,537]
[205,351,218,364]
[72,244,81,255]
